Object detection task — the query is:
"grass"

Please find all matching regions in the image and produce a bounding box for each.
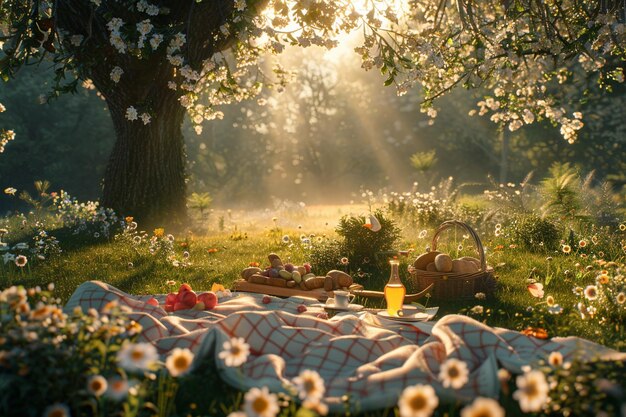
[1,209,622,349]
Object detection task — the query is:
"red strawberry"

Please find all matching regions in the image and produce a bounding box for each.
[164,304,175,312]
[297,305,307,313]
[262,296,271,304]
[197,292,218,310]
[303,263,312,274]
[146,297,159,306]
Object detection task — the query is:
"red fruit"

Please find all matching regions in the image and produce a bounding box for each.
[173,302,188,311]
[146,297,159,306]
[284,263,295,272]
[164,304,174,312]
[178,283,193,294]
[198,292,218,310]
[180,290,197,307]
[262,296,271,304]
[303,263,312,274]
[165,293,178,305]
[297,305,307,313]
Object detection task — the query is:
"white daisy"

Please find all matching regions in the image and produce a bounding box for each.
[584,285,598,301]
[43,403,71,417]
[460,397,505,417]
[116,342,158,372]
[292,369,325,401]
[513,370,549,413]
[165,347,194,377]
[397,384,439,417]
[244,386,280,417]
[105,376,129,401]
[548,351,563,367]
[438,358,469,389]
[87,375,108,397]
[218,337,250,367]
[125,106,138,121]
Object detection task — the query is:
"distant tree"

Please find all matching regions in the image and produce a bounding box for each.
[1,0,624,225]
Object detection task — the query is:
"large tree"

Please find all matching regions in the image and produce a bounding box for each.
[1,0,624,225]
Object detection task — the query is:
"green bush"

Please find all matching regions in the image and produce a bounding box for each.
[308,238,346,274]
[335,209,402,271]
[509,213,561,252]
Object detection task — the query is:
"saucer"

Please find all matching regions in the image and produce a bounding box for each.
[311,302,364,312]
[376,305,439,322]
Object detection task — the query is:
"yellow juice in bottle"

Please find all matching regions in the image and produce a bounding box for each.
[384,283,406,316]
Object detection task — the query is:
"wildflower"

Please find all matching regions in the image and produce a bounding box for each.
[527,283,544,298]
[597,274,609,285]
[105,376,129,401]
[244,386,280,417]
[153,228,165,237]
[548,352,563,367]
[513,370,549,413]
[281,235,290,243]
[87,375,108,397]
[438,358,469,389]
[302,399,328,415]
[43,403,71,417]
[418,230,427,239]
[4,187,16,195]
[140,113,151,125]
[579,240,587,248]
[470,305,484,314]
[521,327,548,339]
[340,257,349,265]
[584,285,598,301]
[397,384,438,417]
[116,342,158,372]
[546,295,555,307]
[125,216,134,223]
[460,397,504,417]
[293,369,325,401]
[474,292,486,300]
[562,244,571,254]
[620,223,626,231]
[165,347,194,377]
[132,236,142,244]
[616,292,625,305]
[15,255,27,267]
[218,337,250,367]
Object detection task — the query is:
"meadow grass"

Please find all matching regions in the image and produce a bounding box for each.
[1,216,620,349]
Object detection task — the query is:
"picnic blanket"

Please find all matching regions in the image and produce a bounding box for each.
[65,281,625,412]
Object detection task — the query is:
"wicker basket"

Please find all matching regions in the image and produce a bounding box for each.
[410,220,495,300]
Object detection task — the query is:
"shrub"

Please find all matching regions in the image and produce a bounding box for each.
[308,238,346,274]
[509,213,561,252]
[335,209,402,271]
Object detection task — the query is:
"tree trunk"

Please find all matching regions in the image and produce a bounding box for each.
[101,89,188,229]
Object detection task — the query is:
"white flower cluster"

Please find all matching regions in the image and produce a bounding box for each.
[125,106,151,125]
[110,66,124,83]
[136,0,160,16]
[106,17,126,53]
[0,129,16,153]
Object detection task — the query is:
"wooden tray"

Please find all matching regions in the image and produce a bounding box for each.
[232,279,331,301]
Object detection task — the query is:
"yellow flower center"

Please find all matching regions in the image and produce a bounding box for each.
[131,349,144,361]
[252,396,269,413]
[526,381,539,397]
[304,379,315,393]
[409,393,427,410]
[448,366,460,379]
[174,355,189,371]
[90,380,103,392]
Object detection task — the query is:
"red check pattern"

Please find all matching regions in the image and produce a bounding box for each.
[65,281,626,412]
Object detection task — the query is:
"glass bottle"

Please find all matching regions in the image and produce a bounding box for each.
[384,259,406,316]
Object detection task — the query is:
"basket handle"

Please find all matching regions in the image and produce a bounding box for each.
[430,220,487,271]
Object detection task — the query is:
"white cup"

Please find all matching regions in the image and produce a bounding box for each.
[332,290,355,308]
